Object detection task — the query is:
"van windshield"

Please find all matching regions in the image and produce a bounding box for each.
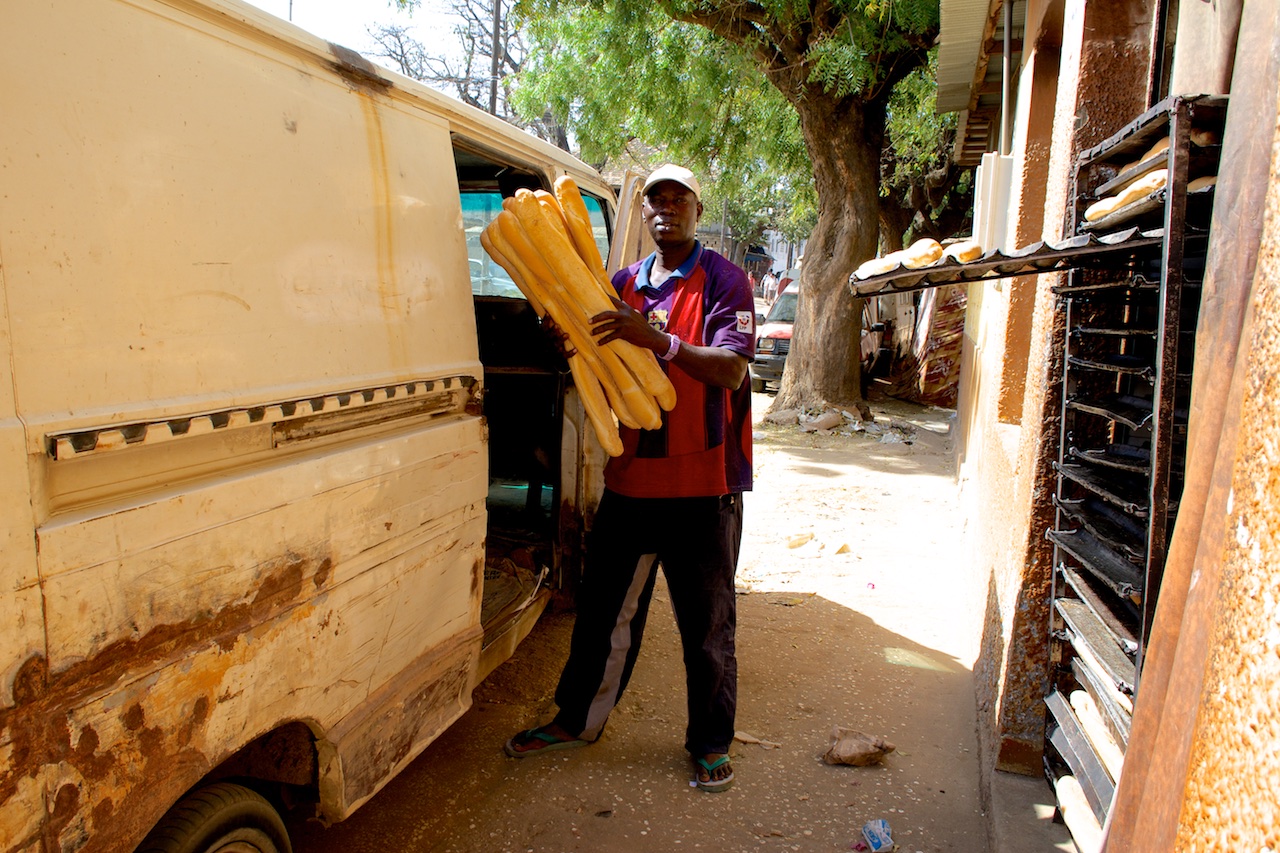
[767,291,798,323]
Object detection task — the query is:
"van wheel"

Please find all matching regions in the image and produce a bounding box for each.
[751,377,766,393]
[136,782,292,853]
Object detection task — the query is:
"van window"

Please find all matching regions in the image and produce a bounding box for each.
[462,191,522,299]
[462,188,612,299]
[579,193,612,269]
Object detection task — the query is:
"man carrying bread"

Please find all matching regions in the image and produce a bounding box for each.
[504,164,755,794]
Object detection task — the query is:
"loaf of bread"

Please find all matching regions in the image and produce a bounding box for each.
[1119,130,1216,174]
[1124,168,1168,199]
[1085,195,1124,222]
[1084,168,1168,222]
[853,237,947,278]
[901,238,943,269]
[1142,135,1170,162]
[854,250,906,279]
[1190,129,1220,147]
[1188,175,1218,192]
[943,240,983,263]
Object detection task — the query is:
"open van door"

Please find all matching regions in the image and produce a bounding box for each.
[605,170,654,276]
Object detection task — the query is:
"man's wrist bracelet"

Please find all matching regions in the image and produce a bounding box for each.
[660,333,681,361]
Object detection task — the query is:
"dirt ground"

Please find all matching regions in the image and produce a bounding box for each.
[288,393,992,853]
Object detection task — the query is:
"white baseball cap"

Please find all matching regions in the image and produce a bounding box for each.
[642,163,701,199]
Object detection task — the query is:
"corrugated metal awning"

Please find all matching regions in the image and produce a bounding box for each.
[937,0,1026,166]
[848,228,1166,297]
[937,0,995,113]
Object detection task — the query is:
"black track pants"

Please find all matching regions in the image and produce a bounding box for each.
[552,489,743,757]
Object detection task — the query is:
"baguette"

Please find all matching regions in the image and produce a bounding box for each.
[942,240,983,263]
[1190,128,1220,147]
[553,175,611,292]
[490,211,646,429]
[854,250,906,279]
[478,228,545,316]
[902,238,944,269]
[1142,135,1170,162]
[1084,168,1168,222]
[1188,174,1218,192]
[510,190,675,417]
[569,356,624,457]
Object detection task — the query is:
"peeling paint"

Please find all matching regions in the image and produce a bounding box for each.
[0,550,331,853]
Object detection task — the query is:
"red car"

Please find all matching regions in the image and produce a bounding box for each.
[750,281,799,392]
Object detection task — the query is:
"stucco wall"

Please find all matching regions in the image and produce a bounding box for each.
[962,0,1156,777]
[1175,108,1280,850]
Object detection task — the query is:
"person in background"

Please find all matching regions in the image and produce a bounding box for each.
[761,269,778,303]
[503,163,755,794]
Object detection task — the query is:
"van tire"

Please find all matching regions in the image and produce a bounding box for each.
[136,782,292,853]
[751,377,766,393]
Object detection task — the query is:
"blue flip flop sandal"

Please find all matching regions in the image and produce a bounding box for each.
[694,755,735,792]
[504,726,588,758]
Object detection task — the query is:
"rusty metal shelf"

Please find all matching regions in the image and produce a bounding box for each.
[1078,185,1216,234]
[1052,272,1161,295]
[1077,95,1228,166]
[1056,461,1150,517]
[1049,527,1144,601]
[1046,690,1116,824]
[1071,324,1156,337]
[1055,596,1138,693]
[1060,565,1140,653]
[1067,353,1155,379]
[1066,394,1154,431]
[1067,443,1152,475]
[1055,494,1147,560]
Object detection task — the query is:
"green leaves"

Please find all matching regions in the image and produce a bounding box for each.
[511,0,951,245]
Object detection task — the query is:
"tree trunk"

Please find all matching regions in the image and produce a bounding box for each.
[772,95,882,410]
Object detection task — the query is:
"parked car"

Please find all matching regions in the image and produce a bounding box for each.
[751,281,799,392]
[750,285,891,395]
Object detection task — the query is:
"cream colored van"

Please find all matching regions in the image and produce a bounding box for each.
[0,2,633,850]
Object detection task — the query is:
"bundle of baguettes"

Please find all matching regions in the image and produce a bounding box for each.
[480,177,676,457]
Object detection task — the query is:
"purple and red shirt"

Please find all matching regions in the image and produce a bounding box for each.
[605,242,755,498]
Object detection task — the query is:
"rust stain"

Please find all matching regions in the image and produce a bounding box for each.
[1,548,333,852]
[48,783,81,847]
[313,556,334,590]
[356,91,409,368]
[121,704,145,732]
[12,653,49,705]
[470,555,482,601]
[341,658,471,799]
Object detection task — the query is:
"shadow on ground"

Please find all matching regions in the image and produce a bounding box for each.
[289,579,986,853]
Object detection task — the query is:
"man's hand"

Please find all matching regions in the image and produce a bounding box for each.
[540,313,576,361]
[590,297,747,390]
[589,297,668,354]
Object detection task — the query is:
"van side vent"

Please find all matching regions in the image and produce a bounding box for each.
[45,376,477,461]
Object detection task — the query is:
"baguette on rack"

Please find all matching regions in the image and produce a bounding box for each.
[902,238,944,269]
[854,250,907,279]
[943,240,984,263]
[1084,168,1168,222]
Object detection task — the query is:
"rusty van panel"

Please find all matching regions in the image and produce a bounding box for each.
[0,0,610,848]
[0,319,42,716]
[36,416,486,688]
[1,421,486,851]
[0,512,485,851]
